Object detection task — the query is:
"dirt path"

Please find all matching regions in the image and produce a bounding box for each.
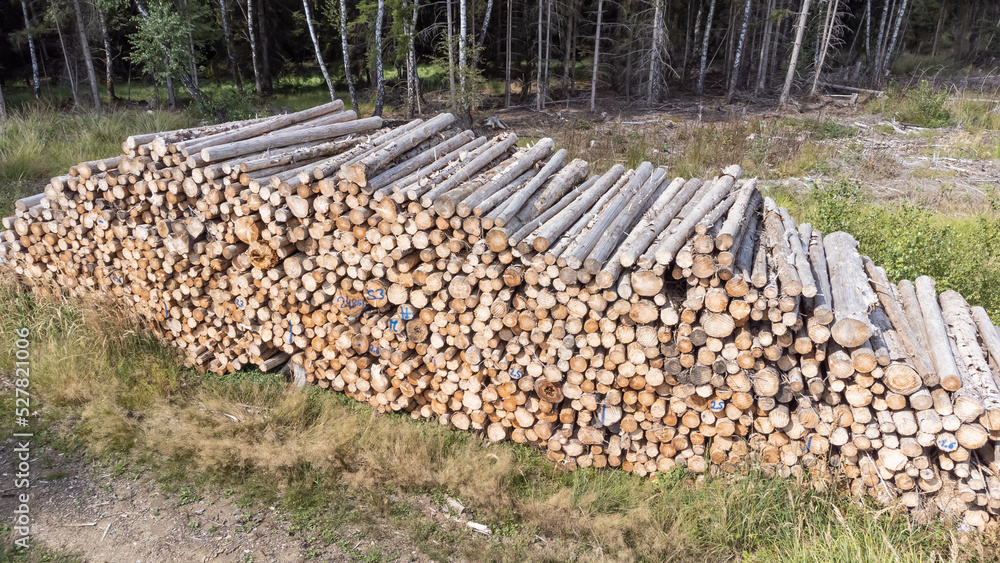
[1,441,352,561]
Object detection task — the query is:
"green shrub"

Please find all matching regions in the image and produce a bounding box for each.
[877,80,955,128]
[810,179,1000,320]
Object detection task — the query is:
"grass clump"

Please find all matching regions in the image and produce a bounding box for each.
[808,179,1000,320]
[873,80,955,128]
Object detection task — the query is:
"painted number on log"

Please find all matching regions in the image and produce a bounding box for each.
[334,291,365,315]
[937,437,958,452]
[364,284,387,307]
[709,400,725,412]
[399,304,414,320]
[510,368,523,380]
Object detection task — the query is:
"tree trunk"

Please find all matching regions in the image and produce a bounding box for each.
[728,0,752,102]
[689,0,705,81]
[647,0,664,105]
[756,0,774,95]
[931,0,945,58]
[543,0,552,106]
[865,0,872,62]
[21,0,41,99]
[811,0,837,95]
[96,5,115,100]
[459,0,467,107]
[536,0,543,110]
[258,0,272,92]
[447,0,457,111]
[374,0,385,116]
[874,0,890,73]
[881,0,909,78]
[71,0,101,110]
[779,0,811,106]
[302,0,336,101]
[337,0,358,110]
[0,79,7,119]
[248,0,263,96]
[479,0,494,46]
[51,0,80,105]
[218,0,243,92]
[165,67,176,108]
[696,0,716,95]
[506,0,512,108]
[562,0,575,97]
[404,0,415,118]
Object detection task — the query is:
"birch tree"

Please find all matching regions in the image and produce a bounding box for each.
[810,0,839,95]
[339,0,358,110]
[96,4,115,99]
[696,0,716,95]
[50,0,80,105]
[881,0,909,78]
[536,0,542,109]
[727,0,752,102]
[458,0,467,107]
[373,0,385,116]
[505,0,512,107]
[301,0,335,101]
[647,0,665,105]
[21,0,42,99]
[779,0,812,106]
[755,0,775,95]
[217,0,243,92]
[590,0,603,111]
[247,0,263,96]
[72,0,102,109]
[446,0,456,111]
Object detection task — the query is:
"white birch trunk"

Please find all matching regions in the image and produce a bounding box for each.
[756,0,775,95]
[374,0,386,116]
[339,0,358,110]
[728,0,752,101]
[779,0,812,106]
[881,0,909,76]
[811,0,838,95]
[459,0,467,107]
[696,0,716,95]
[543,0,552,107]
[647,0,664,105]
[248,0,264,97]
[72,0,101,110]
[218,0,243,92]
[873,0,890,73]
[21,0,41,99]
[506,0,512,108]
[302,0,336,102]
[590,0,603,111]
[96,5,114,99]
[51,0,79,105]
[447,0,457,111]
[479,0,494,46]
[536,0,543,110]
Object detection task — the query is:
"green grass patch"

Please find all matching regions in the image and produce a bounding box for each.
[781,178,1000,321]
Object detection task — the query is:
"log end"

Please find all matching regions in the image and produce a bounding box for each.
[831,318,873,348]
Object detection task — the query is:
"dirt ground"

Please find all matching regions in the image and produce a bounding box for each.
[0,438,512,562]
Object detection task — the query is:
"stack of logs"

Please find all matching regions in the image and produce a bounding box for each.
[4,100,1000,530]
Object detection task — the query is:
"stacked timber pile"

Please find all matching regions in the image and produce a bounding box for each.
[4,101,1000,530]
